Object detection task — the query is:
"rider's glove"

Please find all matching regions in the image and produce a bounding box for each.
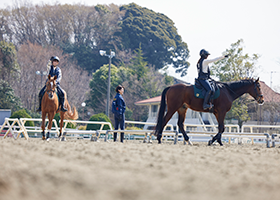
[225,54,230,58]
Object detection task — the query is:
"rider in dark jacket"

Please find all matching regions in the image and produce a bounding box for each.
[197,49,229,110]
[36,56,67,112]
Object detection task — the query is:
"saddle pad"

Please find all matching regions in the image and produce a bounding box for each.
[193,85,220,99]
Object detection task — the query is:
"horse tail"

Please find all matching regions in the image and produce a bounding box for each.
[65,102,79,120]
[154,86,170,136]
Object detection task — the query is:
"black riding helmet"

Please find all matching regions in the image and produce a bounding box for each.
[51,56,60,62]
[200,49,210,58]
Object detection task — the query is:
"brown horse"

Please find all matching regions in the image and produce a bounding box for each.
[41,75,78,140]
[154,78,264,146]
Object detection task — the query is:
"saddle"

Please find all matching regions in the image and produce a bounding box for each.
[194,78,220,100]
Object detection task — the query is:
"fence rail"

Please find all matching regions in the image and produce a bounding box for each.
[0,118,279,148]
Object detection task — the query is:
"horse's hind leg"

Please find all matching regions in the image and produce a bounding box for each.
[157,110,176,143]
[177,106,192,145]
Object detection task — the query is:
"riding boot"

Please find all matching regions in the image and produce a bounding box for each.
[120,132,124,143]
[114,132,117,142]
[203,91,212,110]
[37,86,46,112]
[36,95,43,112]
[60,97,68,112]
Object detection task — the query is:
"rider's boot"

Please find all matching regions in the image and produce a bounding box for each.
[36,95,43,112]
[203,91,212,110]
[60,97,68,112]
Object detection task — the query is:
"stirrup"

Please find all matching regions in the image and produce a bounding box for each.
[203,104,211,110]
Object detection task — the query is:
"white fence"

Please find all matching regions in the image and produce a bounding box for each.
[0,118,278,148]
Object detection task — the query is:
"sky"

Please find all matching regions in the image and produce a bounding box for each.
[1,0,280,91]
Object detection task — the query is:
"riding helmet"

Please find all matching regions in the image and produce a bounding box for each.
[51,56,60,62]
[199,49,210,57]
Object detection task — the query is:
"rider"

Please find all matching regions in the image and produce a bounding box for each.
[197,49,229,110]
[36,56,68,112]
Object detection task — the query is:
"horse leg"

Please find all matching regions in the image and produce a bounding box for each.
[157,110,176,144]
[208,112,226,146]
[46,112,55,141]
[41,112,47,140]
[177,107,192,145]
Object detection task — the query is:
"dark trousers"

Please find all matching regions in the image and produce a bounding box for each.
[114,114,125,142]
[198,79,214,93]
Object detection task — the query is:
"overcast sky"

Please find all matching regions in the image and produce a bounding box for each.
[1,0,280,90]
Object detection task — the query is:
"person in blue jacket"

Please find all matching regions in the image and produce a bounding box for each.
[112,85,126,142]
[197,49,229,110]
[36,56,67,112]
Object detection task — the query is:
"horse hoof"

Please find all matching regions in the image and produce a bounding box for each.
[187,140,193,146]
[208,140,213,146]
[42,136,46,140]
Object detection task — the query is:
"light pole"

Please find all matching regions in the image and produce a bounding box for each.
[99,49,115,117]
[81,102,86,120]
[36,71,48,88]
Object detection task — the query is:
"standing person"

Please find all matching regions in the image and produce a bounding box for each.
[36,56,68,112]
[112,85,126,142]
[197,49,229,110]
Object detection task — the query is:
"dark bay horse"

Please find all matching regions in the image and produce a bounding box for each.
[41,75,78,140]
[154,78,264,146]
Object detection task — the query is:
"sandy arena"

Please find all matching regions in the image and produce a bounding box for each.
[0,138,280,200]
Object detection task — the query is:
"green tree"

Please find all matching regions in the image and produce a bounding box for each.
[0,40,19,82]
[117,3,190,76]
[87,63,126,114]
[0,80,21,112]
[10,109,34,126]
[211,39,260,127]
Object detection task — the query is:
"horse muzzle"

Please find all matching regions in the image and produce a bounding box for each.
[256,95,264,105]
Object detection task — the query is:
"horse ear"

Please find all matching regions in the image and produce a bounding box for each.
[255,77,259,82]
[54,75,57,80]
[48,74,51,79]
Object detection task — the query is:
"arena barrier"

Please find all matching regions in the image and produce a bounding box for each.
[0,118,275,147]
[0,118,28,140]
[241,124,280,133]
[20,118,60,138]
[103,129,193,145]
[60,119,113,141]
[125,120,174,130]
[182,124,240,133]
[180,131,270,148]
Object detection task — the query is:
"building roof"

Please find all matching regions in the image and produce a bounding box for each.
[134,81,280,106]
[135,96,161,106]
[260,81,280,103]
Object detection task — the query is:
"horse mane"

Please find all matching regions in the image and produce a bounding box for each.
[217,78,254,92]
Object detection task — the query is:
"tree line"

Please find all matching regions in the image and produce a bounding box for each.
[0,1,277,126]
[0,2,179,122]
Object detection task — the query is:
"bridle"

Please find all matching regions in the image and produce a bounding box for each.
[253,81,263,104]
[46,81,56,96]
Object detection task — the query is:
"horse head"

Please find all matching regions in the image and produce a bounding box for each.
[46,75,57,99]
[250,78,264,105]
